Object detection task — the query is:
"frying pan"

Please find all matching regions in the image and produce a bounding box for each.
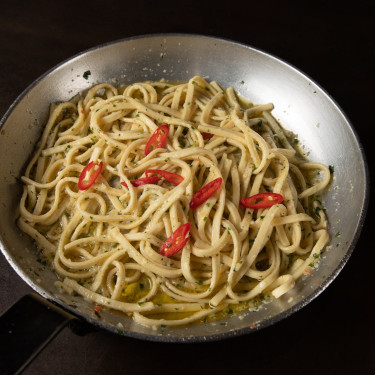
[0,34,368,373]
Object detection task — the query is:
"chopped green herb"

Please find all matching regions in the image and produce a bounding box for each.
[83,70,91,80]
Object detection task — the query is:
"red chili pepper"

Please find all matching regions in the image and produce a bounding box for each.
[240,192,284,209]
[189,177,223,210]
[201,132,213,140]
[78,161,103,190]
[159,223,191,257]
[121,176,161,189]
[145,125,169,155]
[145,169,184,185]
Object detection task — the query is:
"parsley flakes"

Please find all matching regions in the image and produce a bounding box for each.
[83,70,91,80]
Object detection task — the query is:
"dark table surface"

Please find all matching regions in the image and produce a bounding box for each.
[1,0,374,374]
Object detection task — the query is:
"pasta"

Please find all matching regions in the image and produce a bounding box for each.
[18,76,331,328]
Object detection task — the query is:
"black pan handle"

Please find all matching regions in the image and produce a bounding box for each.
[0,293,93,375]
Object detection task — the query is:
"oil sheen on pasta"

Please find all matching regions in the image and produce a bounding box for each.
[18,76,331,328]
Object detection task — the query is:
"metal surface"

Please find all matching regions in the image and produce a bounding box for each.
[0,34,368,342]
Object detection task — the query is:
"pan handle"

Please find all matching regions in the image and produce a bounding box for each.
[0,292,93,375]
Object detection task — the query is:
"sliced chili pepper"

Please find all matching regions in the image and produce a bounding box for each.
[201,132,214,140]
[159,222,191,257]
[78,161,103,190]
[189,177,223,210]
[145,124,169,155]
[240,192,284,209]
[121,176,161,189]
[145,169,184,185]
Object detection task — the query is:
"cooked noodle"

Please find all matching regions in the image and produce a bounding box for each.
[18,76,330,328]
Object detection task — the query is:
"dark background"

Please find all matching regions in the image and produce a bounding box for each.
[0,0,374,374]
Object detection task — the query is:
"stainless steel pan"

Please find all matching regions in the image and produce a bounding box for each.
[0,33,368,368]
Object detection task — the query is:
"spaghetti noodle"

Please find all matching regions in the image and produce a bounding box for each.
[18,76,331,328]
